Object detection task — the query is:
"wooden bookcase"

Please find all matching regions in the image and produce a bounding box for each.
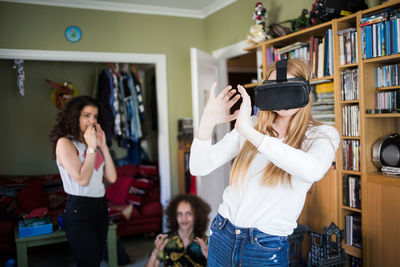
[245,1,400,265]
[177,138,192,194]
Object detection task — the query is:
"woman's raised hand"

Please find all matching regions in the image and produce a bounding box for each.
[83,125,97,149]
[202,82,240,125]
[197,83,240,140]
[153,234,169,255]
[235,85,253,135]
[95,123,106,150]
[194,237,208,258]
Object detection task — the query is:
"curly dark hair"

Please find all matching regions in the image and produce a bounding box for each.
[49,95,104,158]
[166,194,211,236]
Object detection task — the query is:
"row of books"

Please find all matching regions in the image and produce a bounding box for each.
[311,82,335,124]
[343,139,360,171]
[375,63,400,88]
[341,69,359,101]
[351,257,362,267]
[342,105,360,137]
[343,175,361,209]
[177,118,193,139]
[345,214,362,248]
[360,8,400,59]
[264,30,334,79]
[265,42,310,66]
[337,28,358,65]
[310,30,334,78]
[375,89,400,110]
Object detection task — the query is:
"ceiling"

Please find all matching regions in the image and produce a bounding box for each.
[3,0,237,18]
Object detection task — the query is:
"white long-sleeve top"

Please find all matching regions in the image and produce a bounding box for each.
[190,123,339,236]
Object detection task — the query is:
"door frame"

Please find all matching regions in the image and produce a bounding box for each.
[0,48,171,208]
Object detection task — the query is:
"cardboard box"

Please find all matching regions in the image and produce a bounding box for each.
[18,216,53,238]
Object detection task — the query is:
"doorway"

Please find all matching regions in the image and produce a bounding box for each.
[0,49,171,211]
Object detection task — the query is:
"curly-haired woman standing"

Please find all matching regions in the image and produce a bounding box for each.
[49,95,116,267]
[145,194,211,267]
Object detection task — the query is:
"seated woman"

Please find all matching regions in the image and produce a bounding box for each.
[145,194,211,267]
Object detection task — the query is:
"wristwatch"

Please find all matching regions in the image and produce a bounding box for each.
[87,147,96,154]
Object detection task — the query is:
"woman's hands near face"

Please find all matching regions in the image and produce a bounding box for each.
[235,85,253,135]
[95,123,106,149]
[83,125,97,149]
[194,237,208,258]
[202,82,240,126]
[153,234,169,255]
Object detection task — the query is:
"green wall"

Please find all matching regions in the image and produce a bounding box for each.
[0,60,103,173]
[0,0,382,196]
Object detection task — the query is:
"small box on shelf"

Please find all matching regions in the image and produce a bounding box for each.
[18,216,53,238]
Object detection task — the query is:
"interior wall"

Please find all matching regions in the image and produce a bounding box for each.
[0,60,101,174]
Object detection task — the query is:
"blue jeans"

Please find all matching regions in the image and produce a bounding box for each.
[208,213,289,267]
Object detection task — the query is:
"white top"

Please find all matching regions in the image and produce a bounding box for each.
[190,123,339,236]
[56,140,105,197]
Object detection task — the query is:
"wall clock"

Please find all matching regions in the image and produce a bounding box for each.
[65,26,82,43]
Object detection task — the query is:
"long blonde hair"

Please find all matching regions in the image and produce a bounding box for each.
[230,58,321,186]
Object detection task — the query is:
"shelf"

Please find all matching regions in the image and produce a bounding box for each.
[343,244,362,258]
[362,53,400,64]
[242,2,400,264]
[341,136,360,140]
[361,1,400,15]
[339,100,359,104]
[341,170,361,175]
[338,63,358,69]
[244,43,261,51]
[342,206,362,213]
[309,76,334,85]
[244,82,261,88]
[365,113,400,118]
[376,86,400,91]
[250,21,333,48]
[367,172,400,186]
[337,13,358,23]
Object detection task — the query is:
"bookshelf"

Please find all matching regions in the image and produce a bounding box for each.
[245,1,400,266]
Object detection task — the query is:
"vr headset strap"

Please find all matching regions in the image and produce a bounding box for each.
[276,59,288,82]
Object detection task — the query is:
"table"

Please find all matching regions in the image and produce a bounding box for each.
[14,224,117,267]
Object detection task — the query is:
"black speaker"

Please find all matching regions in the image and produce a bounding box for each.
[372,133,400,169]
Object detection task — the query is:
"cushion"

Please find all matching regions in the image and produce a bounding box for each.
[138,165,158,176]
[47,190,67,210]
[132,177,150,190]
[106,176,134,205]
[0,195,22,219]
[108,203,140,221]
[128,186,146,196]
[17,180,49,212]
[141,201,162,218]
[116,165,138,177]
[126,194,144,207]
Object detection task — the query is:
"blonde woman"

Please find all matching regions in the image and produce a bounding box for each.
[190,59,339,266]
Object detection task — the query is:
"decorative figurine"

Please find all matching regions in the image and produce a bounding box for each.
[252,2,267,30]
[248,2,269,44]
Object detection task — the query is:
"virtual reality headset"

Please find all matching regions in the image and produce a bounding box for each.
[254,59,311,111]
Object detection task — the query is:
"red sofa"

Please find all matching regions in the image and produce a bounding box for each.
[107,164,162,237]
[0,164,162,255]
